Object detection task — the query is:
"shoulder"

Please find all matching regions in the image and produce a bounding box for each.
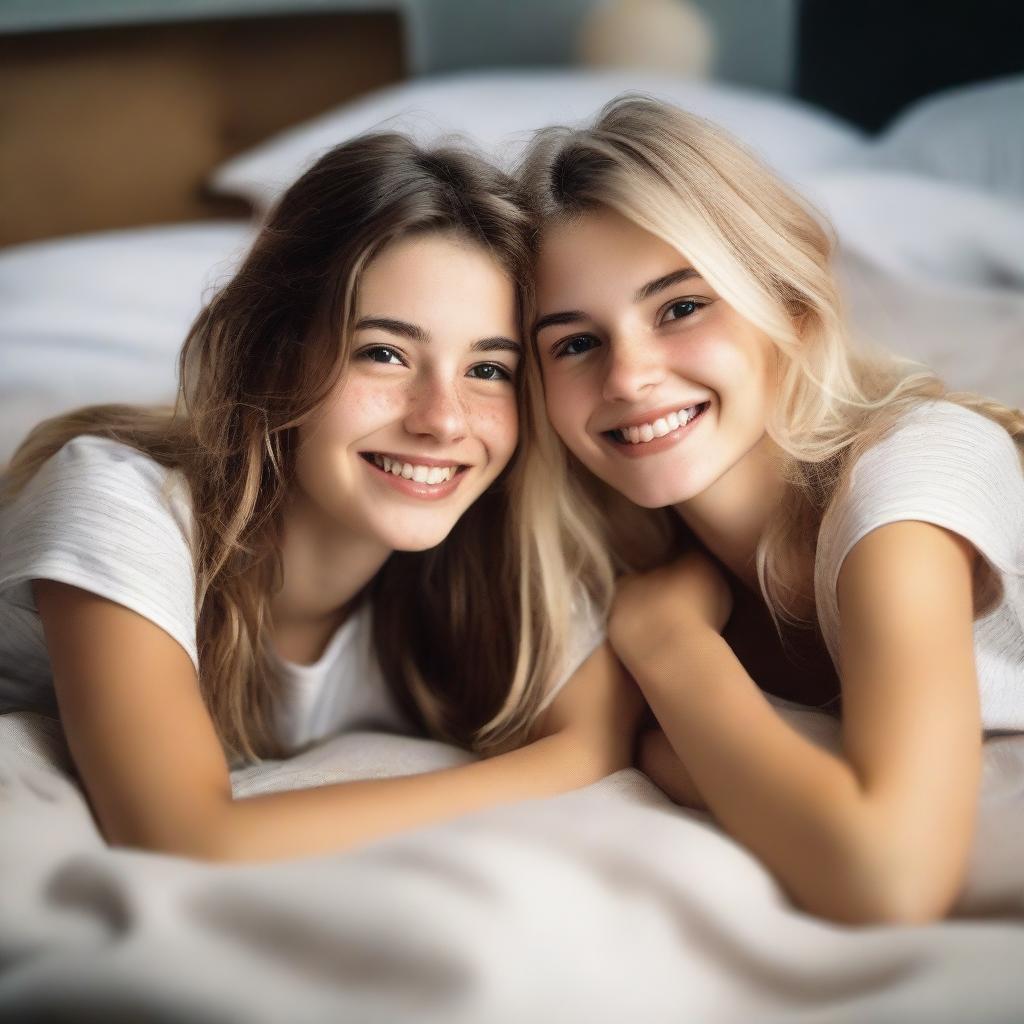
[36,434,179,498]
[816,401,1023,653]
[1,436,198,667]
[5,435,191,533]
[852,400,1020,479]
[828,401,1023,556]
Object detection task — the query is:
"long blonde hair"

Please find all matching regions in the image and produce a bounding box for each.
[519,95,1024,629]
[3,133,568,760]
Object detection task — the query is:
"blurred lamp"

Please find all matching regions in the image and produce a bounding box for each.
[576,0,716,77]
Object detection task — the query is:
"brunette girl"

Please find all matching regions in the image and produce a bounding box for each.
[0,133,637,861]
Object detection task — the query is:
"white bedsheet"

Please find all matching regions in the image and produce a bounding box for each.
[2,710,1023,1023]
[0,222,255,464]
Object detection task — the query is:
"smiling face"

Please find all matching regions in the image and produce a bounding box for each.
[534,206,778,511]
[293,231,521,553]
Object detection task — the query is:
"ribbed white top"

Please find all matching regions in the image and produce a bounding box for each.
[815,401,1024,731]
[0,436,408,753]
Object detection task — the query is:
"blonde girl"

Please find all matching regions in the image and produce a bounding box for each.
[0,133,637,862]
[520,97,1024,924]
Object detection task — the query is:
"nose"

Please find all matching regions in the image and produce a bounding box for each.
[402,373,469,445]
[601,335,666,404]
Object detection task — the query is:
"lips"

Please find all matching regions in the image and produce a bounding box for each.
[603,401,710,446]
[359,451,470,498]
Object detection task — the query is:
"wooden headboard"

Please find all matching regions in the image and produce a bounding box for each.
[0,10,405,247]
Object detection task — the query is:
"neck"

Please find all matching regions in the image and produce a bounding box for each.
[674,433,785,590]
[272,488,392,633]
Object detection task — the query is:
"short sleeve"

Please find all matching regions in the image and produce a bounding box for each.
[0,436,199,670]
[815,401,1024,663]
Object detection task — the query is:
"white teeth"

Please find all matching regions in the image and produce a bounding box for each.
[614,402,706,445]
[370,455,456,484]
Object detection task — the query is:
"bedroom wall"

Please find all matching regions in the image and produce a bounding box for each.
[5,0,801,95]
[404,0,798,94]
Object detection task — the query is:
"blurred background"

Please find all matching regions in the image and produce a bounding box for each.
[1,0,1022,458]
[2,0,1022,244]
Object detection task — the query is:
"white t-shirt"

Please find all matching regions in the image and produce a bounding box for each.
[814,401,1024,732]
[0,437,598,754]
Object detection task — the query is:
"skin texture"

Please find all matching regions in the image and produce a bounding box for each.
[34,231,644,862]
[535,206,983,925]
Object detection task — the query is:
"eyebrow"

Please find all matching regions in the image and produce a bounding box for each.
[473,337,522,355]
[532,310,587,337]
[355,316,521,355]
[355,316,426,342]
[532,268,704,339]
[633,267,702,303]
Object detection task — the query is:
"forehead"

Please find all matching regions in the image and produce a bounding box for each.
[536,208,689,301]
[361,233,509,302]
[360,232,520,327]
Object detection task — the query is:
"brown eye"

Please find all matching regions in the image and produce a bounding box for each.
[555,334,599,359]
[467,362,513,382]
[359,345,405,365]
[660,299,706,324]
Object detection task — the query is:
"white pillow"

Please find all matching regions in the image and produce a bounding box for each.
[0,222,255,463]
[871,74,1024,201]
[209,69,868,211]
[837,249,1024,409]
[803,169,1024,290]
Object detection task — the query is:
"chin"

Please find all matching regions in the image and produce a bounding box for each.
[379,520,459,554]
[624,487,691,510]
[395,537,449,553]
[605,471,704,511]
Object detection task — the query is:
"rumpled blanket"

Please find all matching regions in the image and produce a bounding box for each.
[2,710,1022,1023]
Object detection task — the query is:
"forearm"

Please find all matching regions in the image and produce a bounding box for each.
[191,728,611,863]
[637,728,709,811]
[626,630,949,924]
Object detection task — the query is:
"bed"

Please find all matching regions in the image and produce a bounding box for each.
[2,68,1023,1023]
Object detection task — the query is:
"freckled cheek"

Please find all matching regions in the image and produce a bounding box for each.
[316,379,406,439]
[468,396,519,463]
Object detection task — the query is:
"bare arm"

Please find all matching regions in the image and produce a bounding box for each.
[35,581,642,862]
[610,524,982,925]
[636,728,708,811]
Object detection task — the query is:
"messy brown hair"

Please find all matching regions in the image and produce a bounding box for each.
[4,132,564,761]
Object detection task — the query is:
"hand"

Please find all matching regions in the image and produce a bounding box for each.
[608,549,733,667]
